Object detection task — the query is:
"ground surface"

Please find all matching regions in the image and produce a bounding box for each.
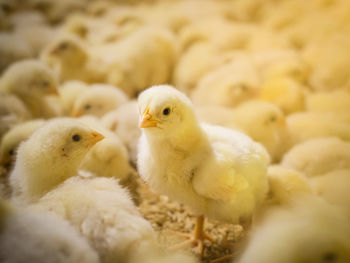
[136,177,245,263]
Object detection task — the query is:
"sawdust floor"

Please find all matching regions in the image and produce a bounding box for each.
[135,177,246,263]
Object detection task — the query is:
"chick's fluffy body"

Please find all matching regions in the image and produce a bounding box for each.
[138,85,270,223]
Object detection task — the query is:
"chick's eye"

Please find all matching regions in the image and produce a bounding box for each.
[59,43,68,50]
[162,107,170,116]
[8,149,14,155]
[270,116,277,122]
[72,134,81,142]
[42,81,49,87]
[84,104,91,110]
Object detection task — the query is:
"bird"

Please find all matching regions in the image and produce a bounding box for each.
[0,119,45,171]
[71,84,128,117]
[9,118,104,204]
[305,90,350,114]
[58,80,89,116]
[281,137,350,177]
[0,92,31,139]
[31,174,158,263]
[237,196,350,263]
[0,198,99,263]
[0,59,60,118]
[137,85,270,254]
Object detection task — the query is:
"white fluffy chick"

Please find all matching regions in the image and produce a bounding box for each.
[286,112,350,146]
[0,119,45,171]
[71,84,128,117]
[42,35,105,83]
[9,118,104,203]
[0,59,59,118]
[0,92,31,138]
[238,197,350,263]
[305,90,350,114]
[191,55,260,108]
[259,76,306,114]
[32,175,155,263]
[58,80,89,115]
[0,199,99,263]
[281,137,350,177]
[101,100,140,164]
[310,169,350,214]
[137,85,270,253]
[231,100,288,163]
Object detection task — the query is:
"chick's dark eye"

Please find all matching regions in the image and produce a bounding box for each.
[270,116,277,122]
[84,104,91,110]
[163,107,170,116]
[72,134,81,142]
[8,149,14,155]
[59,43,68,50]
[42,81,49,87]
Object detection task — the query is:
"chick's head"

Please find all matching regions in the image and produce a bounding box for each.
[47,36,88,64]
[138,85,196,137]
[1,60,58,97]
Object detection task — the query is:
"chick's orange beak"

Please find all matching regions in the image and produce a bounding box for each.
[71,108,81,118]
[90,131,105,145]
[139,105,159,128]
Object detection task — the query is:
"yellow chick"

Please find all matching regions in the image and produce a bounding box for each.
[0,92,31,138]
[264,165,312,206]
[305,90,350,114]
[260,76,306,114]
[101,100,140,164]
[58,80,89,116]
[42,34,105,83]
[281,137,350,177]
[0,119,45,171]
[0,59,59,118]
[138,85,270,253]
[238,197,350,263]
[195,105,237,128]
[310,169,350,213]
[102,27,177,97]
[192,55,260,108]
[9,118,104,204]
[32,175,155,263]
[231,100,288,163]
[286,112,350,147]
[71,84,128,117]
[0,198,99,263]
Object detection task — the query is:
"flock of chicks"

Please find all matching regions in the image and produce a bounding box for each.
[1,0,350,262]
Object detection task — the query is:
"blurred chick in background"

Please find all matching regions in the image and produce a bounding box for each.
[0,59,59,118]
[138,85,270,255]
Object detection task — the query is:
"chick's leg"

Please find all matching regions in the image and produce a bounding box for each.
[171,215,214,257]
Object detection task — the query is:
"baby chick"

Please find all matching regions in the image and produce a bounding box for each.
[101,100,140,164]
[71,84,128,117]
[191,55,260,108]
[0,198,99,263]
[42,35,105,83]
[281,137,350,177]
[238,197,350,263]
[305,90,350,114]
[0,59,59,118]
[137,85,270,254]
[286,112,350,146]
[0,119,45,171]
[32,175,155,263]
[260,76,306,114]
[0,92,31,139]
[58,80,89,115]
[310,169,350,213]
[9,118,104,204]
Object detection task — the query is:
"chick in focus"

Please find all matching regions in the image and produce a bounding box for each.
[9,118,104,203]
[71,84,128,117]
[0,59,59,118]
[238,197,350,263]
[137,85,270,254]
[0,198,99,263]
